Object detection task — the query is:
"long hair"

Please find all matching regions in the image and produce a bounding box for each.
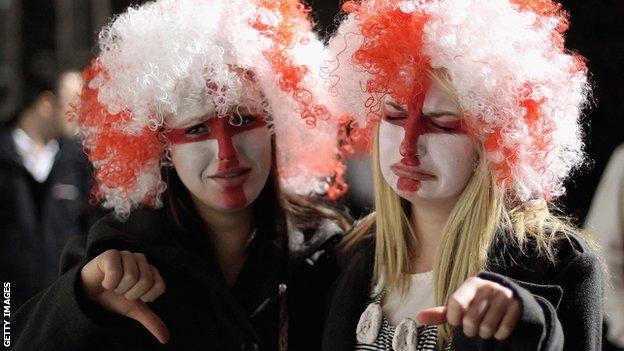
[162,135,351,255]
[342,72,589,345]
[161,138,288,249]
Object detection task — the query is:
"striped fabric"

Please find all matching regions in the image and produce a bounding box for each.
[354,317,452,351]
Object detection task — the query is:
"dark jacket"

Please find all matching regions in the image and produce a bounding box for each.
[322,231,603,351]
[11,207,342,351]
[0,127,104,309]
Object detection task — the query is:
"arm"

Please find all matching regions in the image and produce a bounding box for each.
[471,272,564,351]
[473,247,603,351]
[418,245,602,351]
[12,243,169,350]
[585,145,624,347]
[12,237,127,351]
[551,246,603,351]
[11,262,120,351]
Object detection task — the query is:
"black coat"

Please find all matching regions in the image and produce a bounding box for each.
[322,231,603,351]
[11,207,341,351]
[0,127,104,309]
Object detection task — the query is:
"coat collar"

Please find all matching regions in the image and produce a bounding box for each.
[323,231,569,351]
[0,127,25,167]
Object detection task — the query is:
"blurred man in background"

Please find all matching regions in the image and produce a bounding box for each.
[0,68,103,309]
[54,71,82,138]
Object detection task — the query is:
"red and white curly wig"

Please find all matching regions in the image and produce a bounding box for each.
[78,0,343,217]
[326,0,590,203]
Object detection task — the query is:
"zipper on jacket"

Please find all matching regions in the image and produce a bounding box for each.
[278,283,288,351]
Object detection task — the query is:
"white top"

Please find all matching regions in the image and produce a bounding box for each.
[355,271,448,351]
[585,143,624,347]
[12,128,59,183]
[382,271,435,326]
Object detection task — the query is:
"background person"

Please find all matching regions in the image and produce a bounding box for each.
[585,144,624,351]
[0,67,103,310]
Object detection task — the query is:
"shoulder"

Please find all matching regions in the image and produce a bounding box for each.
[90,207,168,235]
[85,207,174,257]
[489,230,602,284]
[610,143,624,163]
[337,214,375,262]
[549,232,602,281]
[285,194,352,259]
[288,215,345,259]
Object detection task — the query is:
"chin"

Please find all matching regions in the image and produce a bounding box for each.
[214,199,252,212]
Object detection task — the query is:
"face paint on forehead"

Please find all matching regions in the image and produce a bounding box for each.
[166,114,266,145]
[383,80,465,166]
[169,114,272,212]
[381,78,470,195]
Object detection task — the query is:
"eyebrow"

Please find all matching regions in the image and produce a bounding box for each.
[385,101,406,111]
[171,116,211,129]
[424,111,459,118]
[386,101,458,118]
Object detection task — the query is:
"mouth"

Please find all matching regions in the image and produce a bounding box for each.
[208,166,251,188]
[389,162,436,181]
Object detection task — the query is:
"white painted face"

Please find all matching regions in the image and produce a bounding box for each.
[168,108,271,212]
[379,79,477,203]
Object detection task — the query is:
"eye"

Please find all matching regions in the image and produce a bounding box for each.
[185,122,210,136]
[383,112,408,126]
[239,114,259,126]
[429,118,461,132]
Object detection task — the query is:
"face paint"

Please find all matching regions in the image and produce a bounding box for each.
[379,79,477,203]
[168,112,271,211]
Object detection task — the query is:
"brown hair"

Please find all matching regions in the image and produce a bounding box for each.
[161,139,288,248]
[161,138,352,251]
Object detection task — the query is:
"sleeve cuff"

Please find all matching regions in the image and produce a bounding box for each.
[477,271,563,351]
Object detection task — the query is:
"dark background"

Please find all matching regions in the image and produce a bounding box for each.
[1,0,622,223]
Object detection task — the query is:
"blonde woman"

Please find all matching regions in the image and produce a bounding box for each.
[11,1,349,350]
[321,0,602,350]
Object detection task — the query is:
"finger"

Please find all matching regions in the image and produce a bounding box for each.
[417,306,447,325]
[98,250,123,290]
[447,277,481,326]
[479,288,514,339]
[141,266,166,302]
[125,253,155,300]
[126,300,170,344]
[114,251,140,294]
[494,299,521,341]
[462,285,493,337]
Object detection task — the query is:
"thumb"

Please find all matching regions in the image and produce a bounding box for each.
[417,306,447,325]
[126,300,170,344]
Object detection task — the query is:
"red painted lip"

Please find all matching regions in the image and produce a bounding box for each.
[208,166,251,188]
[390,162,436,181]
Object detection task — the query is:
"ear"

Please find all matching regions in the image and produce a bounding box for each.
[34,91,55,119]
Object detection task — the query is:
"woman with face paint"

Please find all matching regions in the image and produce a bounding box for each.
[321,0,602,350]
[11,1,350,350]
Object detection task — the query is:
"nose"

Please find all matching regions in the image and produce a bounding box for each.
[400,119,418,158]
[214,118,238,160]
[399,105,423,160]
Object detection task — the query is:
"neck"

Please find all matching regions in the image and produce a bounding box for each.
[409,197,457,273]
[192,196,254,287]
[16,113,52,147]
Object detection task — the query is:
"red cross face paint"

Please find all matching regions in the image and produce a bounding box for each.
[167,111,271,211]
[379,79,477,203]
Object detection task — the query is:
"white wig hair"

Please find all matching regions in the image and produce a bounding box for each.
[325,0,591,203]
[78,0,343,217]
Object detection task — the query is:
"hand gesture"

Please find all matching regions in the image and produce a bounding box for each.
[80,249,170,344]
[417,276,521,341]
